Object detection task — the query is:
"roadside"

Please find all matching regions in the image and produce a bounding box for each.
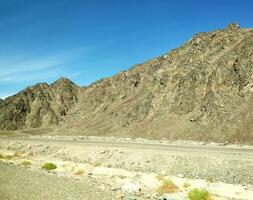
[0,136,253,200]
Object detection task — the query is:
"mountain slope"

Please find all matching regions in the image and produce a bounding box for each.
[1,24,253,143]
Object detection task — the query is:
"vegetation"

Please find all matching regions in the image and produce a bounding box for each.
[206,176,215,183]
[156,179,179,194]
[156,174,165,181]
[4,155,13,160]
[74,169,84,176]
[41,162,57,170]
[183,181,191,189]
[21,160,32,167]
[0,153,3,159]
[188,188,212,200]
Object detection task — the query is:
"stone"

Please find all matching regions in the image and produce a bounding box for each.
[122,182,142,193]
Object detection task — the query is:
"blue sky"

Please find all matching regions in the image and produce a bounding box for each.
[0,0,252,98]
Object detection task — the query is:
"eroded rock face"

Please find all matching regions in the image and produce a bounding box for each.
[1,24,253,143]
[0,78,80,130]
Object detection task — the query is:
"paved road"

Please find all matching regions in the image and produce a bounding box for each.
[1,136,253,157]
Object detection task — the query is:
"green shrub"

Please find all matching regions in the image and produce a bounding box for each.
[21,160,32,166]
[0,154,3,159]
[41,162,57,170]
[188,188,212,200]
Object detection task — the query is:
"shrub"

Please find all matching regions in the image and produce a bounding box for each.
[188,188,212,200]
[156,179,179,194]
[183,181,191,189]
[21,160,32,166]
[41,163,57,170]
[0,154,3,159]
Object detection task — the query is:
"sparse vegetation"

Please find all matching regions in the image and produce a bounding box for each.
[183,181,191,189]
[156,174,165,181]
[4,155,13,160]
[92,162,101,167]
[118,175,127,179]
[41,162,57,170]
[206,176,215,183]
[13,151,23,157]
[0,153,3,159]
[21,160,32,167]
[188,188,212,200]
[156,179,179,194]
[74,169,84,176]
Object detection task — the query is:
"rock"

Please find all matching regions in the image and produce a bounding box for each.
[159,192,188,200]
[99,150,106,154]
[162,55,168,59]
[177,173,184,178]
[122,182,142,193]
[100,184,106,190]
[160,170,167,175]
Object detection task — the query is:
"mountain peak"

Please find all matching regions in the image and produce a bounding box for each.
[51,77,75,86]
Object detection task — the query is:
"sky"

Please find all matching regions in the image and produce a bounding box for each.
[0,0,252,99]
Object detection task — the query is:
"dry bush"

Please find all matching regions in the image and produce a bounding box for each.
[74,169,85,176]
[156,179,179,194]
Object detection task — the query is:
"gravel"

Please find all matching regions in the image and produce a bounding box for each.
[0,162,113,200]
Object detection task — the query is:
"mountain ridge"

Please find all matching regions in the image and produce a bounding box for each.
[1,23,253,143]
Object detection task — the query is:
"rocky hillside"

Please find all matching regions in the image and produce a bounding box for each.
[1,24,253,143]
[0,78,80,130]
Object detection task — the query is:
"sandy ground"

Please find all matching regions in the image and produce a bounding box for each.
[0,136,253,200]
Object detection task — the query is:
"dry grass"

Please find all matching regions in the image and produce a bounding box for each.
[206,176,215,183]
[92,162,101,167]
[13,151,24,157]
[74,169,85,176]
[156,174,165,181]
[156,179,179,194]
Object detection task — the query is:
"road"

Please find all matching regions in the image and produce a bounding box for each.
[1,136,253,157]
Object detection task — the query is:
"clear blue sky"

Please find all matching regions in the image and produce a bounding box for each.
[0,0,252,98]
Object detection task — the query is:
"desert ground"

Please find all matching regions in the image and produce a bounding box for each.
[0,134,252,200]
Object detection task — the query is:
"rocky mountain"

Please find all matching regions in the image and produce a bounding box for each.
[0,78,80,130]
[1,23,253,143]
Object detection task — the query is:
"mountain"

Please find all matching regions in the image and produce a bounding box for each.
[0,78,80,130]
[1,23,253,143]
